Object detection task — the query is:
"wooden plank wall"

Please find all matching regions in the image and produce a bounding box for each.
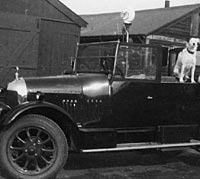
[0,12,81,85]
[0,0,72,22]
[190,13,200,37]
[156,16,192,39]
[0,12,39,85]
[37,19,80,76]
[0,0,82,85]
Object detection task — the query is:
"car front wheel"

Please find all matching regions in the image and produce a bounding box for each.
[0,114,68,179]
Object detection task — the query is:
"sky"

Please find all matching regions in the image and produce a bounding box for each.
[60,0,200,15]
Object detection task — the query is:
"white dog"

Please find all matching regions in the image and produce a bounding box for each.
[174,38,199,83]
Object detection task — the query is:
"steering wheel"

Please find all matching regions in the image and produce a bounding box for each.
[79,62,90,71]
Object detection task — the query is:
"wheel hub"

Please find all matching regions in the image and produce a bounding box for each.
[27,145,36,156]
[8,127,56,174]
[24,137,40,157]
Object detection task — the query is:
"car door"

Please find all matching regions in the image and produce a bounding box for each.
[109,43,162,128]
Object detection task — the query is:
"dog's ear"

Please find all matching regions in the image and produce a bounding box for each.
[186,41,190,48]
[186,37,190,42]
[192,37,200,43]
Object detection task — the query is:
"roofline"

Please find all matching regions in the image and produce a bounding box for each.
[81,34,145,38]
[81,3,200,37]
[81,12,120,16]
[46,0,87,27]
[148,6,200,37]
[136,3,200,13]
[81,3,200,17]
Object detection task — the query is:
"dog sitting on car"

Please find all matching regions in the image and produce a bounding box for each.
[173,37,199,83]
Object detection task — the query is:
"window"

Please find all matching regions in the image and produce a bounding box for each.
[116,45,158,80]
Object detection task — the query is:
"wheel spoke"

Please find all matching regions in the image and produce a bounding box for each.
[39,136,51,145]
[5,115,66,176]
[34,158,41,172]
[41,148,55,153]
[36,129,42,138]
[41,155,51,165]
[10,146,24,151]
[23,158,30,171]
[13,153,24,162]
[26,128,33,142]
[16,134,26,144]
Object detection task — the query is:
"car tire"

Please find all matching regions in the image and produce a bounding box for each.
[0,114,68,179]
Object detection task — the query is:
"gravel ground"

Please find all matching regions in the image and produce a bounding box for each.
[1,148,200,179]
[57,148,200,179]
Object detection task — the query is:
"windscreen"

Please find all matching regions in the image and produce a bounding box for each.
[75,42,118,73]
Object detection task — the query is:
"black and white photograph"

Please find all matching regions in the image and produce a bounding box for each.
[0,0,200,178]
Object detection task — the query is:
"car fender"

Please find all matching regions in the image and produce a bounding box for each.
[1,101,81,151]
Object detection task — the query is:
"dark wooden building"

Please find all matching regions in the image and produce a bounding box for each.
[80,3,200,43]
[80,3,200,76]
[0,0,87,85]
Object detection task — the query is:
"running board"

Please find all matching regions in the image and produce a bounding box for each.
[82,140,200,153]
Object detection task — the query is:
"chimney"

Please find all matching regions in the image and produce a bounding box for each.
[165,0,170,8]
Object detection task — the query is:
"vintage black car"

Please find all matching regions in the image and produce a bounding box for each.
[0,41,200,179]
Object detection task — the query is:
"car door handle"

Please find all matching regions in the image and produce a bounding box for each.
[147,96,153,100]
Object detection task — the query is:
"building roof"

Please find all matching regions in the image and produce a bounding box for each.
[48,0,87,27]
[81,4,200,38]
